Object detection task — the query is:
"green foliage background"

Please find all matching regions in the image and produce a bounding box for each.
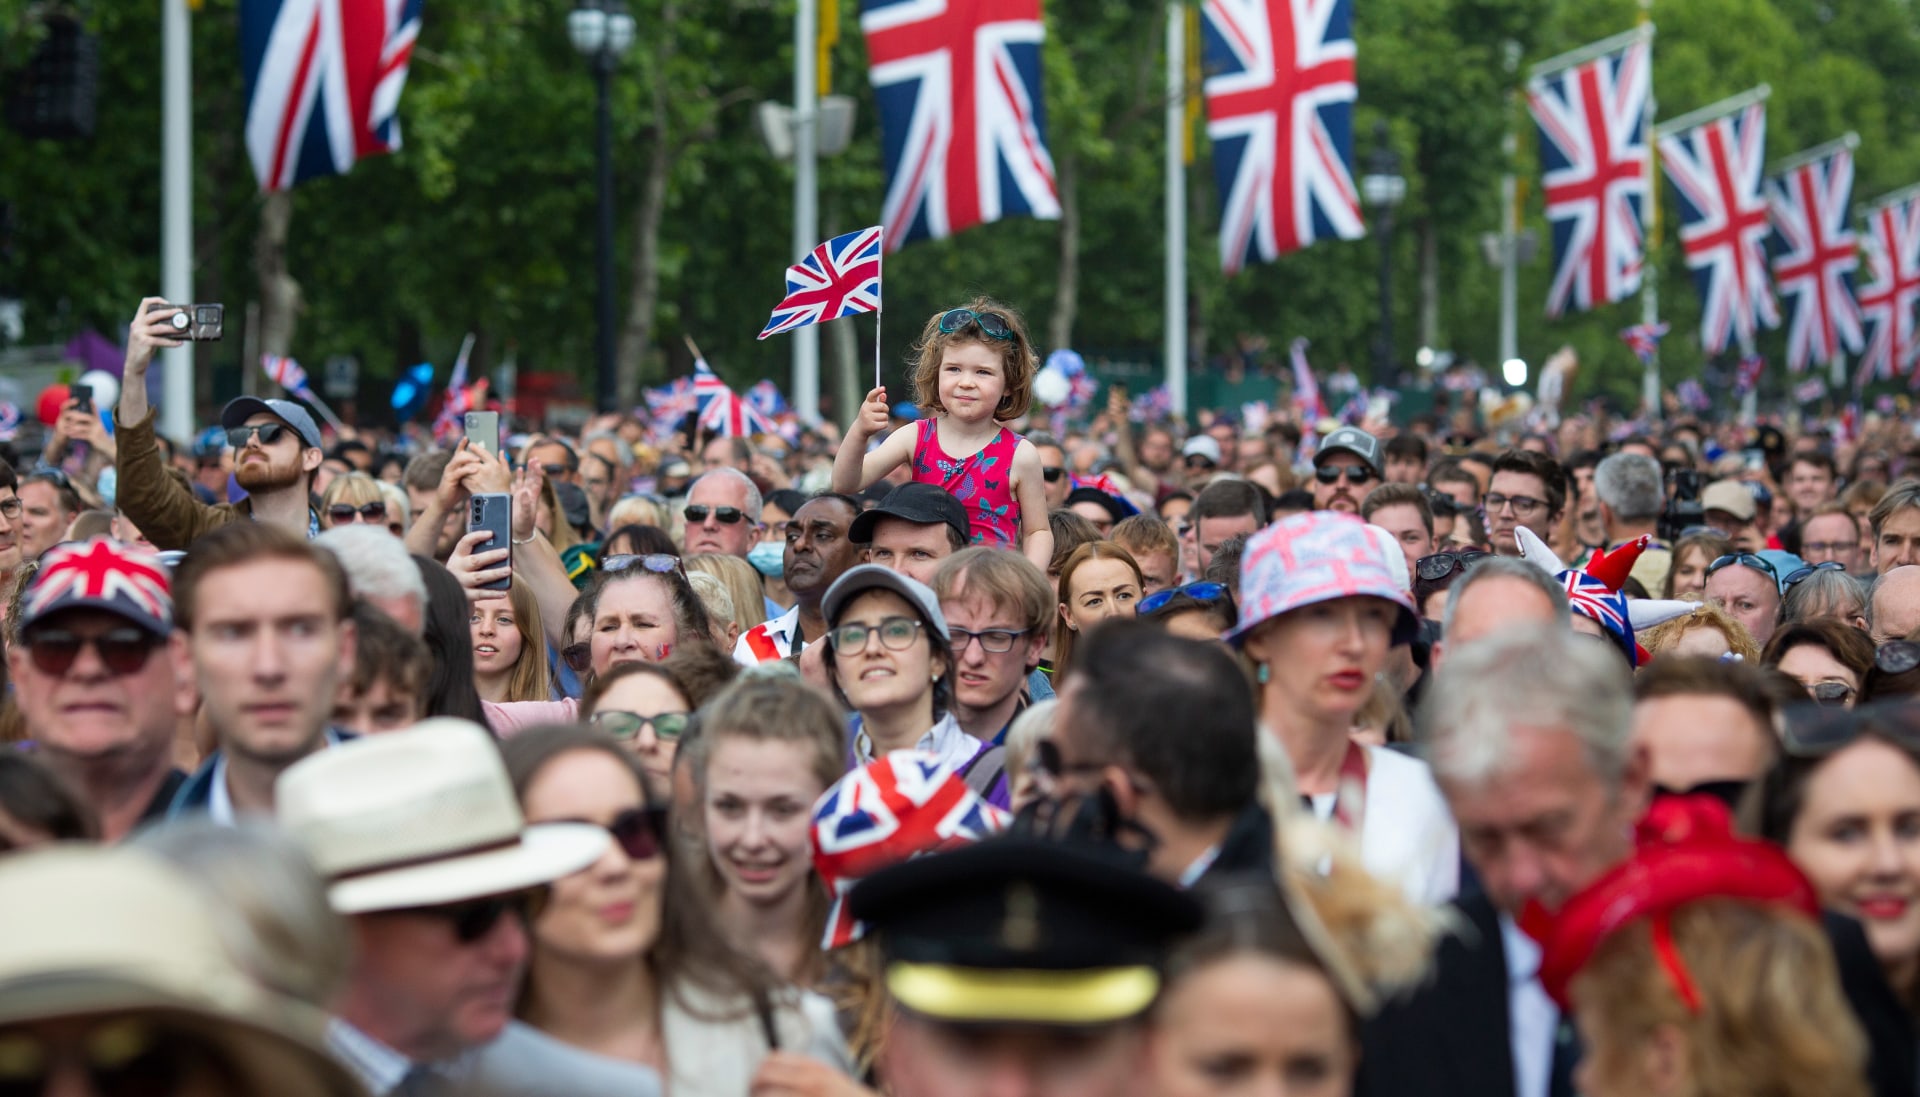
[2,0,1918,420]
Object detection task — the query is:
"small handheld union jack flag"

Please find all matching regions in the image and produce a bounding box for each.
[261,354,314,400]
[757,226,884,340]
[1619,322,1669,364]
[1734,354,1766,396]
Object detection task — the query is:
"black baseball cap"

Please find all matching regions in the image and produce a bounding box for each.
[848,483,971,548]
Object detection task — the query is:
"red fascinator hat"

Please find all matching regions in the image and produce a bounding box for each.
[1521,795,1819,1012]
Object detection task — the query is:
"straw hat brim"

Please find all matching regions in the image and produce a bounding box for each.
[329,822,607,915]
[0,988,364,1097]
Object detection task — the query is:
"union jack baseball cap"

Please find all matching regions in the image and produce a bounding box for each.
[1227,511,1416,647]
[19,538,173,637]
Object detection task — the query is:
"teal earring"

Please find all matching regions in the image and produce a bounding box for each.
[1257,663,1271,684]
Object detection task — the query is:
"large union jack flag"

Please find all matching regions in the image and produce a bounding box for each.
[811,751,1007,948]
[1659,101,1779,355]
[861,0,1060,252]
[1200,0,1360,274]
[1856,196,1920,386]
[757,227,884,340]
[241,0,422,191]
[1527,37,1651,317]
[1767,144,1863,373]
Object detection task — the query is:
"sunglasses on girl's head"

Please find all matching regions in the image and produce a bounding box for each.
[602,553,682,576]
[391,888,548,945]
[1414,549,1490,583]
[22,626,160,677]
[1782,560,1846,588]
[0,1018,231,1097]
[226,422,289,448]
[561,806,670,861]
[938,308,1014,340]
[1139,581,1231,616]
[683,505,748,525]
[591,709,691,743]
[328,501,388,524]
[1780,700,1920,758]
[1314,463,1376,486]
[1706,553,1779,581]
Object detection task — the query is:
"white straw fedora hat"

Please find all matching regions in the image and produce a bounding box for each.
[0,845,364,1097]
[276,718,608,915]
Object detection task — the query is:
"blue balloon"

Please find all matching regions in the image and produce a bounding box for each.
[391,362,435,421]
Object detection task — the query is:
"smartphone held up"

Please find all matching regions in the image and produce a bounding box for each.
[146,302,225,341]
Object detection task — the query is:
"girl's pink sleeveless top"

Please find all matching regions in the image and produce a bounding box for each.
[911,418,1022,547]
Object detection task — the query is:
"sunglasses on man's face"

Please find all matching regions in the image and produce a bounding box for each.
[328,501,387,525]
[1314,463,1376,486]
[226,423,289,448]
[1042,466,1066,483]
[22,627,160,678]
[684,505,748,526]
[398,888,548,945]
[938,308,1014,340]
[0,1018,233,1097]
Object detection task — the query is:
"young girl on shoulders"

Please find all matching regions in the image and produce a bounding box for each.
[831,298,1054,571]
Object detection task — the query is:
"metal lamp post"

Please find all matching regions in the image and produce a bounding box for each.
[1360,122,1406,392]
[568,0,635,412]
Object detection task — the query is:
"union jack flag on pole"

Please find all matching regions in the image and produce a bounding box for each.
[1767,137,1863,373]
[261,354,315,399]
[1855,189,1920,387]
[758,227,884,340]
[699,387,779,439]
[860,0,1060,252]
[1619,322,1668,364]
[1656,91,1779,355]
[1526,28,1653,317]
[240,0,423,191]
[1200,0,1361,274]
[1288,337,1329,422]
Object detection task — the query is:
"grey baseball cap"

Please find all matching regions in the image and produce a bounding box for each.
[821,565,950,644]
[220,397,324,450]
[1315,426,1382,476]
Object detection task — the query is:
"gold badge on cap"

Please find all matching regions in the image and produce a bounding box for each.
[1000,882,1041,952]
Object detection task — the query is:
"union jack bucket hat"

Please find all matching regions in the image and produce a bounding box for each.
[1227,512,1417,647]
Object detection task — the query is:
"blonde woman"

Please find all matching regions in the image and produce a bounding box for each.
[471,579,554,703]
[319,472,391,532]
[687,553,769,634]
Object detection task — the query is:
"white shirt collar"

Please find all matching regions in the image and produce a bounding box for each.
[328,1019,415,1096]
[854,712,976,769]
[210,729,345,826]
[1500,912,1542,986]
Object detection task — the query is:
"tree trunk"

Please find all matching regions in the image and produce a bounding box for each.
[1048,147,1080,352]
[615,9,676,409]
[1418,215,1439,351]
[254,190,303,359]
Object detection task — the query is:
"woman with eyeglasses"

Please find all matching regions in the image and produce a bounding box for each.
[1762,619,1875,708]
[318,472,391,533]
[1663,531,1732,599]
[1703,552,1785,647]
[1053,542,1144,680]
[1232,512,1458,904]
[1754,705,1920,1075]
[504,724,853,1097]
[471,579,553,705]
[581,663,693,794]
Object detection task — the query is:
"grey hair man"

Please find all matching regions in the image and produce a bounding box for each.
[683,468,763,558]
[316,524,430,635]
[1868,565,1920,645]
[1590,452,1671,592]
[1432,556,1571,668]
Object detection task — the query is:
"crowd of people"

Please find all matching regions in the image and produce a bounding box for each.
[6,295,1920,1097]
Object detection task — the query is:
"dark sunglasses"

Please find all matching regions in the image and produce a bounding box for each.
[1415,549,1490,582]
[1706,552,1779,581]
[602,553,682,576]
[1782,560,1846,588]
[1780,701,1920,758]
[684,505,748,525]
[591,709,691,743]
[0,1018,229,1097]
[328,501,387,524]
[583,806,670,861]
[938,308,1014,340]
[1810,681,1858,706]
[226,422,289,448]
[1314,463,1377,486]
[400,888,548,945]
[1139,581,1231,616]
[1877,641,1920,676]
[1042,466,1066,483]
[22,627,159,677]
[562,642,593,674]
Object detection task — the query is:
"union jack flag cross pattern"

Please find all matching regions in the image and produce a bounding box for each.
[261,354,315,400]
[860,0,1060,252]
[1766,145,1863,373]
[1619,322,1669,365]
[1658,102,1779,355]
[1527,38,1651,317]
[1200,0,1361,274]
[24,540,172,627]
[757,227,884,340]
[1856,197,1920,387]
[241,0,423,191]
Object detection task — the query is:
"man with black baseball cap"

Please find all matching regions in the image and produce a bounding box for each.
[852,838,1201,1097]
[851,482,972,586]
[119,298,326,549]
[1312,426,1383,515]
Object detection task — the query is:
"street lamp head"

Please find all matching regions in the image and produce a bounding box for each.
[568,1,608,56]
[1502,358,1529,387]
[606,4,637,56]
[1360,120,1405,212]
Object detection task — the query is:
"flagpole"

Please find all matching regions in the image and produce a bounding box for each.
[874,230,884,393]
[1163,0,1188,422]
[160,0,194,444]
[1639,0,1661,421]
[793,0,823,427]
